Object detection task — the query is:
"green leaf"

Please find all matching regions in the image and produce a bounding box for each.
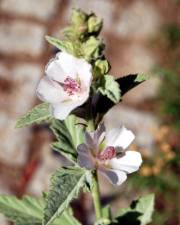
[16,103,51,128]
[114,194,155,225]
[93,59,110,78]
[116,73,149,96]
[55,208,81,225]
[95,205,112,225]
[98,75,121,103]
[0,195,81,225]
[83,170,93,192]
[51,115,85,162]
[45,36,83,57]
[45,36,74,53]
[82,36,105,61]
[43,167,87,225]
[102,205,111,220]
[51,142,77,163]
[0,195,43,225]
[94,73,148,115]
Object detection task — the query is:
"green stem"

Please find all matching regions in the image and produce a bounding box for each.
[86,109,102,220]
[87,119,95,131]
[92,170,102,220]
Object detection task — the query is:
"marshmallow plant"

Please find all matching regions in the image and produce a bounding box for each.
[0,9,154,225]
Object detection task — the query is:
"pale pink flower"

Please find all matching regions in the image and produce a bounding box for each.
[36,52,92,120]
[77,123,142,185]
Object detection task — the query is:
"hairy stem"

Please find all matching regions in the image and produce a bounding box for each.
[92,170,102,220]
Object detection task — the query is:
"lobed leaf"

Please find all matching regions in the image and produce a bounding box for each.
[43,167,87,225]
[51,142,77,163]
[94,73,148,115]
[45,36,83,57]
[0,195,81,225]
[114,194,155,225]
[116,73,149,96]
[55,208,81,225]
[95,205,112,225]
[45,36,70,52]
[51,115,85,162]
[97,75,121,104]
[0,195,43,225]
[82,36,105,61]
[15,103,51,128]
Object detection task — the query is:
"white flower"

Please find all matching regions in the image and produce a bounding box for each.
[77,123,142,185]
[36,52,92,120]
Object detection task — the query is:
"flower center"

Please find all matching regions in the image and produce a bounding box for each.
[97,146,116,161]
[63,76,80,96]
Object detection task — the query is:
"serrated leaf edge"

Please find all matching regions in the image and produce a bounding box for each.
[44,169,87,225]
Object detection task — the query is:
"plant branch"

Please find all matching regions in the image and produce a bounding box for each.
[92,170,102,221]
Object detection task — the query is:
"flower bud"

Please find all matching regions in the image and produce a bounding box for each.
[71,9,87,26]
[94,59,110,77]
[83,36,105,61]
[88,15,103,34]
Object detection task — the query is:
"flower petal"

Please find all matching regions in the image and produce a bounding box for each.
[85,123,105,154]
[76,59,92,89]
[99,167,127,185]
[94,122,106,146]
[56,52,79,78]
[109,151,142,174]
[39,52,92,120]
[77,144,95,169]
[106,126,135,149]
[45,55,67,82]
[36,76,68,104]
[51,93,88,120]
[85,132,97,150]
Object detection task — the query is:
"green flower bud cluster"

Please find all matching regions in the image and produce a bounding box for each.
[46,9,110,80]
[46,9,120,103]
[68,8,103,39]
[65,9,111,82]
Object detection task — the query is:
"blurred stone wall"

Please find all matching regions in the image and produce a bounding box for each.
[0,0,178,224]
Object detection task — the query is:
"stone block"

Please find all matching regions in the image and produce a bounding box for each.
[0,63,42,166]
[26,145,63,196]
[108,42,156,77]
[104,105,159,151]
[0,112,30,166]
[0,0,60,21]
[0,21,45,57]
[123,77,160,105]
[0,63,42,116]
[116,1,161,40]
